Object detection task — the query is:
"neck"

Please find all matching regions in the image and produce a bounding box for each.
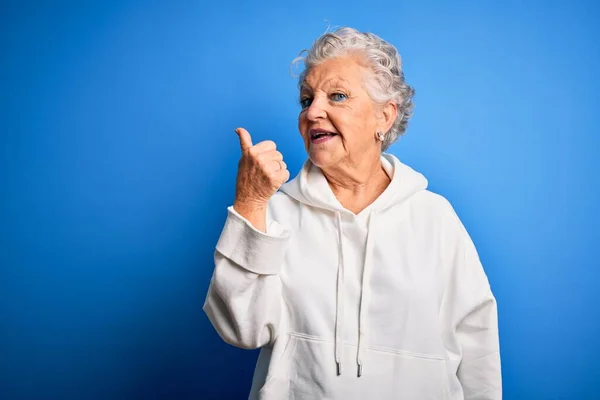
[321,154,391,214]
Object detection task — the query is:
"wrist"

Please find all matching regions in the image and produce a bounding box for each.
[234,198,268,214]
[233,200,268,233]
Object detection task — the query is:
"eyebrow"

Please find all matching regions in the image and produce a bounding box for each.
[300,77,351,92]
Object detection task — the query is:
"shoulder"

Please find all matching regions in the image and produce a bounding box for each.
[400,189,472,244]
[409,190,459,221]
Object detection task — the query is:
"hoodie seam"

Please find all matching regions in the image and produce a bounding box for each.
[288,332,446,361]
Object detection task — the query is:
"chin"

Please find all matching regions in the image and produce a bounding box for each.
[308,150,339,170]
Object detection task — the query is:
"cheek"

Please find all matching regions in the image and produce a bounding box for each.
[298,111,305,127]
[351,107,376,134]
[335,111,373,145]
[332,110,357,138]
[298,113,309,140]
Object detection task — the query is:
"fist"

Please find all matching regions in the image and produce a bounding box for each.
[234,127,290,209]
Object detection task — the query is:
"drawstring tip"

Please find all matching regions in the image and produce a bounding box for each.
[336,362,342,376]
[357,364,363,377]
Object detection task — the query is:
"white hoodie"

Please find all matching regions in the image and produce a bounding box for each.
[203,154,501,400]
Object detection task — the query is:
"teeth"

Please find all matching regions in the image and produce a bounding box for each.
[311,132,334,139]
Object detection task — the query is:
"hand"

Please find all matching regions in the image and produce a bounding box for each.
[233,127,289,217]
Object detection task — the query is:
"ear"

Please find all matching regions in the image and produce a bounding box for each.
[378,101,398,133]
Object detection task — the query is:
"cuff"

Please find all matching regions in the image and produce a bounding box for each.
[215,206,291,275]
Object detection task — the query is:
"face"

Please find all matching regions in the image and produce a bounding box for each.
[298,55,393,170]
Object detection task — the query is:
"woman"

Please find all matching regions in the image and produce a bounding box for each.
[203,27,501,400]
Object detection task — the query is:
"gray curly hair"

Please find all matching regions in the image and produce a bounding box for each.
[292,27,415,151]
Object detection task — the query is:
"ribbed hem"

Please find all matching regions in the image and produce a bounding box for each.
[215,206,291,275]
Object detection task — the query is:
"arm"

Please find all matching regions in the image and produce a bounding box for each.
[203,206,290,349]
[441,217,502,399]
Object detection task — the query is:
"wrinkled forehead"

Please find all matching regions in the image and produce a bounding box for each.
[300,76,352,93]
[300,57,366,92]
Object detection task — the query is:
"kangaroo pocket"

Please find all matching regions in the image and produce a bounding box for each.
[257,333,299,400]
[350,345,451,400]
[259,333,449,400]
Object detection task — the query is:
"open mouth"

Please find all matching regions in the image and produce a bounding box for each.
[310,129,338,141]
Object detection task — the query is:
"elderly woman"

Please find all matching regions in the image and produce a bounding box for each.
[203,27,501,400]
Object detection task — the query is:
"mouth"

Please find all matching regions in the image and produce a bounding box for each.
[309,129,338,142]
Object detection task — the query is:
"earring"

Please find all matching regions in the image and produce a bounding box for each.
[376,131,385,141]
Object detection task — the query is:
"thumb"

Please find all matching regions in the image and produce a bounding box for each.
[235,127,253,152]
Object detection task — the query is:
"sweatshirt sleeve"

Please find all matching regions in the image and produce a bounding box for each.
[441,215,502,400]
[203,206,291,350]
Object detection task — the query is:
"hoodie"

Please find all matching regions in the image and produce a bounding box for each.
[203,153,501,400]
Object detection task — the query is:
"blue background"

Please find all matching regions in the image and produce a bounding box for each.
[1,1,599,399]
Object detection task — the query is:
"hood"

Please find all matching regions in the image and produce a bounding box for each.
[280,153,428,213]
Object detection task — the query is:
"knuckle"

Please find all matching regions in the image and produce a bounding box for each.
[248,146,259,157]
[257,156,269,169]
[265,167,276,177]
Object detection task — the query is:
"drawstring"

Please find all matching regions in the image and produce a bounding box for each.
[334,212,345,376]
[333,210,377,378]
[357,211,376,377]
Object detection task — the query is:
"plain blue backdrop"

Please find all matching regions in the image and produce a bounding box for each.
[1,0,599,399]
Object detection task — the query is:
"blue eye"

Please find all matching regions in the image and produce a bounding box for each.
[300,97,312,108]
[331,93,347,102]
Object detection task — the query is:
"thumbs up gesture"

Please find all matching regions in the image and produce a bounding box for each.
[233,128,289,228]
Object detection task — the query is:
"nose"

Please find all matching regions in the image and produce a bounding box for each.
[305,96,327,121]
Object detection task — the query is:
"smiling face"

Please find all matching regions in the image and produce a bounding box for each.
[298,55,389,171]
